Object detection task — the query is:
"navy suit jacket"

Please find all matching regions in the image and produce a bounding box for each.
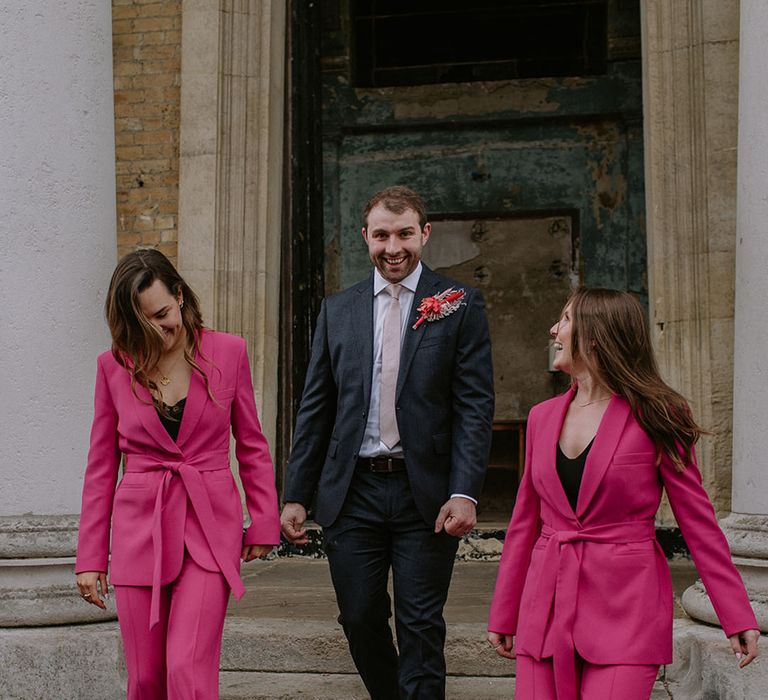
[284,265,495,527]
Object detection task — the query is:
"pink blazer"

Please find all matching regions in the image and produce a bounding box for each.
[489,388,757,668]
[76,330,280,626]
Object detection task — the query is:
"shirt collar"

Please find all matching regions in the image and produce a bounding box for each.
[373,262,422,296]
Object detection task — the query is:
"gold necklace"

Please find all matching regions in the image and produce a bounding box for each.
[156,350,185,387]
[576,396,612,408]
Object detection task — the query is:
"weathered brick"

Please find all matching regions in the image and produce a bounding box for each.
[156,215,176,230]
[114,89,146,105]
[135,2,181,17]
[134,130,173,145]
[116,146,145,161]
[112,5,141,20]
[131,73,177,89]
[115,117,144,132]
[113,0,181,258]
[113,61,142,77]
[112,19,135,35]
[133,17,176,32]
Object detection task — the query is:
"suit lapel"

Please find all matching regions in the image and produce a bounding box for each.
[133,381,182,455]
[537,388,579,521]
[575,395,632,518]
[355,276,375,411]
[396,267,440,400]
[176,335,209,448]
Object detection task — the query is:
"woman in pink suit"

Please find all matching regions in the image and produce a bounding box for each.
[487,288,759,700]
[75,250,281,699]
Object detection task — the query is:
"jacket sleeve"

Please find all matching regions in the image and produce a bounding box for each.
[662,447,758,636]
[231,338,281,546]
[282,298,337,507]
[75,355,121,574]
[488,413,542,634]
[447,288,495,499]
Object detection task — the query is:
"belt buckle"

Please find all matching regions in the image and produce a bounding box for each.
[368,457,393,473]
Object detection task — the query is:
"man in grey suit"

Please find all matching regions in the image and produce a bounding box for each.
[281,186,494,700]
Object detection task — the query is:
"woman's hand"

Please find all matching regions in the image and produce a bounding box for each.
[487,631,516,660]
[76,571,109,610]
[241,544,273,562]
[729,629,760,668]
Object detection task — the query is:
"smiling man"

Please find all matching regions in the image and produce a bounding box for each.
[281,186,495,699]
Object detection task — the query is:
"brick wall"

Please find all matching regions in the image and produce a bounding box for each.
[112,1,181,262]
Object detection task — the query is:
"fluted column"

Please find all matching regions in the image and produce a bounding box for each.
[642,0,740,523]
[0,2,116,625]
[178,0,286,450]
[682,0,768,632]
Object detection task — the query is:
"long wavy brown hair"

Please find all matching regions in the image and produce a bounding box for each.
[105,249,211,406]
[567,287,703,471]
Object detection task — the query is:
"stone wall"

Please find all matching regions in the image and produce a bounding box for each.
[112,0,181,262]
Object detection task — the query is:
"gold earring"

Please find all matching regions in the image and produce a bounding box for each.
[179,300,184,309]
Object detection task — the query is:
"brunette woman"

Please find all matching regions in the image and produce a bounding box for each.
[75,249,280,699]
[488,288,759,700]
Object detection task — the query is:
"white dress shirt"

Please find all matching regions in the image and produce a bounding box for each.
[358,264,421,458]
[358,263,476,505]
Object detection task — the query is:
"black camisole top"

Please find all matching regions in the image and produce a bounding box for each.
[556,437,595,512]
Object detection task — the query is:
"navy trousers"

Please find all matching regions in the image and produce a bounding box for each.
[324,467,459,700]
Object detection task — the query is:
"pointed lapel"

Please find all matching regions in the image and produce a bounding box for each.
[133,381,182,454]
[537,387,579,521]
[176,331,211,448]
[355,275,375,411]
[396,267,440,400]
[575,395,632,517]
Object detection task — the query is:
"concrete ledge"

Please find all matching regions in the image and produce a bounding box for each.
[665,618,768,699]
[220,671,514,700]
[0,622,125,700]
[221,618,513,677]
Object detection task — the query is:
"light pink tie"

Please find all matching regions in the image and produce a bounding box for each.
[380,284,402,449]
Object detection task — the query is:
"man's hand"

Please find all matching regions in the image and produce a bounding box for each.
[241,545,273,562]
[487,631,515,660]
[434,496,476,537]
[76,571,109,610]
[280,502,309,544]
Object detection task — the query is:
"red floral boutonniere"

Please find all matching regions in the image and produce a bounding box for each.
[412,288,466,329]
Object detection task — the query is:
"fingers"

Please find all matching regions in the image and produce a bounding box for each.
[241,545,274,561]
[76,572,107,610]
[434,505,449,534]
[487,632,515,660]
[436,498,476,536]
[281,519,309,544]
[739,630,760,668]
[441,512,476,537]
[730,634,743,657]
[280,504,310,544]
[443,515,464,537]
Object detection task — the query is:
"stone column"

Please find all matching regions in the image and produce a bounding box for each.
[642,0,740,523]
[682,0,768,632]
[178,0,286,450]
[0,3,116,625]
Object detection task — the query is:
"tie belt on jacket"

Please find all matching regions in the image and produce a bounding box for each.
[527,520,657,700]
[124,451,245,629]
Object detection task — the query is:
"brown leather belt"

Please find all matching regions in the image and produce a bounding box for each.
[357,456,407,473]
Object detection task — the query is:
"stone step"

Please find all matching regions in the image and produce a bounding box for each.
[220,672,514,700]
[220,618,512,678]
[219,671,673,699]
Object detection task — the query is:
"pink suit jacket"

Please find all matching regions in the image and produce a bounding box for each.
[76,330,280,623]
[488,388,757,666]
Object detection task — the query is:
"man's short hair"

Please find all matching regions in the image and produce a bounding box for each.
[361,186,428,229]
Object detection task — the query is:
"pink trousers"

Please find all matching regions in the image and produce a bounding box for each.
[114,554,230,700]
[515,654,659,700]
